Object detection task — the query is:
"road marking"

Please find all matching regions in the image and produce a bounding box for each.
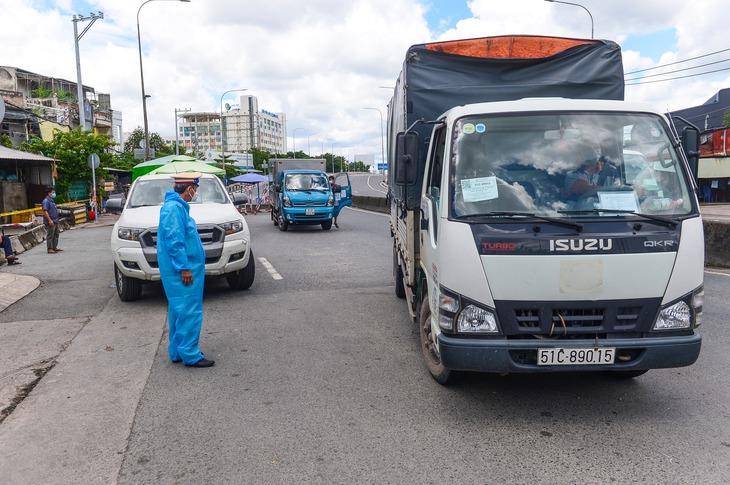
[258,257,283,280]
[705,269,730,277]
[367,175,388,194]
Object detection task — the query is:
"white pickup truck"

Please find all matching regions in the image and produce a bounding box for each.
[108,173,255,301]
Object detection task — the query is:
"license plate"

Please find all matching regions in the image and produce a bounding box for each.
[305,208,315,216]
[538,347,616,366]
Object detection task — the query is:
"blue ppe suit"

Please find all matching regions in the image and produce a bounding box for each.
[157,190,206,365]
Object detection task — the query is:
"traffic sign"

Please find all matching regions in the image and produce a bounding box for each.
[87,153,100,169]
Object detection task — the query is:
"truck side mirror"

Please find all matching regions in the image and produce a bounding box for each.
[231,192,248,206]
[681,126,700,181]
[395,131,419,186]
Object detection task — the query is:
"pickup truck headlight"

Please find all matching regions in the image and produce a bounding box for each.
[117,227,145,241]
[283,196,291,207]
[327,195,334,207]
[438,286,500,334]
[653,287,703,330]
[220,220,243,235]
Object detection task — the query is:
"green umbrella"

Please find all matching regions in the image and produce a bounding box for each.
[132,154,208,179]
[148,160,225,175]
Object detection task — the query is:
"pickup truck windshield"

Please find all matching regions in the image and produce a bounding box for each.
[450,112,694,220]
[128,178,228,208]
[285,173,329,191]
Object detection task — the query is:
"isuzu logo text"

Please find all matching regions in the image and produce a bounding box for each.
[549,238,613,252]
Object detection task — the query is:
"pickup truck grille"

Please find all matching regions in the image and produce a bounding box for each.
[139,225,225,266]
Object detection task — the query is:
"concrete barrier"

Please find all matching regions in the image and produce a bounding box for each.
[352,195,389,214]
[704,219,730,268]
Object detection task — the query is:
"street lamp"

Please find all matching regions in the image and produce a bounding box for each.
[364,107,385,179]
[220,88,247,168]
[138,0,190,160]
[174,107,190,155]
[292,127,304,158]
[544,0,593,39]
[307,132,318,157]
[72,12,103,131]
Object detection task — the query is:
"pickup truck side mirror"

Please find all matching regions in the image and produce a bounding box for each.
[274,184,282,192]
[105,197,125,214]
[231,192,248,206]
[395,131,419,186]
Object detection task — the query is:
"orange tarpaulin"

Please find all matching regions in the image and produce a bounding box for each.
[424,35,598,60]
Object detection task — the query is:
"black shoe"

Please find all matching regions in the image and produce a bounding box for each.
[171,359,182,363]
[185,358,215,368]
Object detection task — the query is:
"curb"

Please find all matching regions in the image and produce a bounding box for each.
[0,273,40,311]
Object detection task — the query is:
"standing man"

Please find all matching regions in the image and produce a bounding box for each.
[157,173,214,368]
[42,187,62,254]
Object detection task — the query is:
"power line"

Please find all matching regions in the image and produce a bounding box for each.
[625,57,730,82]
[624,47,730,75]
[625,66,730,85]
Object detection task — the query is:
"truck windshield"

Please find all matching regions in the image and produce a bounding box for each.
[285,173,329,191]
[450,112,694,220]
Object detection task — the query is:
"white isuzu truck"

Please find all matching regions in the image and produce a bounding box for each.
[388,35,704,384]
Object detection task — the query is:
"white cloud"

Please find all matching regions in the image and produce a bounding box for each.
[1,0,729,161]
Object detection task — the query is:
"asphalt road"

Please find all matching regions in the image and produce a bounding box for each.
[1,208,729,484]
[349,172,388,197]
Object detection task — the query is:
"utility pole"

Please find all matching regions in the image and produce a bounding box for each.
[174,107,191,155]
[72,12,104,131]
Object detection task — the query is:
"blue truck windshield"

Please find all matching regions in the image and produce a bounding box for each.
[450,112,694,219]
[285,173,329,191]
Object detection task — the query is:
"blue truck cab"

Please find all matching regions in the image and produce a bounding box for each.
[269,158,352,231]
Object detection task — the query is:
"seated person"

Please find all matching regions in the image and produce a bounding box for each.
[563,155,619,201]
[1,235,20,265]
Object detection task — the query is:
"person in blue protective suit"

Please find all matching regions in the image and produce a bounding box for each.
[157,173,214,368]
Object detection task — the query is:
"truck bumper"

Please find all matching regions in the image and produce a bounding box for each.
[283,207,333,224]
[438,333,702,373]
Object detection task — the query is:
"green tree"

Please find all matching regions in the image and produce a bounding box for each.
[124,126,175,158]
[723,108,730,128]
[1,134,12,148]
[20,128,115,203]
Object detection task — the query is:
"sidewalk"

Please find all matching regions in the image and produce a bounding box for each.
[0,212,119,311]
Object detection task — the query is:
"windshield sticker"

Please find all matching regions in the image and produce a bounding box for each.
[598,191,639,212]
[463,123,475,134]
[461,176,498,202]
[475,123,486,133]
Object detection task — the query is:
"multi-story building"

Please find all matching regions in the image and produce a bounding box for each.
[178,95,287,158]
[0,66,122,148]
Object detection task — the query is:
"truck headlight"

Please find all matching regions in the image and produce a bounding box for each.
[117,227,145,241]
[327,196,334,207]
[653,286,703,331]
[437,286,500,334]
[220,220,243,235]
[457,305,499,334]
[283,196,291,207]
[653,301,692,330]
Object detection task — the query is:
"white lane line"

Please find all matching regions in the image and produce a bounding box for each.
[705,269,730,277]
[258,257,283,280]
[366,175,388,195]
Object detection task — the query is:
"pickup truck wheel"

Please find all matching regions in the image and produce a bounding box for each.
[278,216,289,231]
[321,220,332,230]
[394,248,406,299]
[114,263,142,301]
[419,300,455,385]
[226,249,256,290]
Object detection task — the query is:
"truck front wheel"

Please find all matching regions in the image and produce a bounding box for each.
[419,300,455,385]
[114,263,142,302]
[278,216,289,231]
[321,220,332,230]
